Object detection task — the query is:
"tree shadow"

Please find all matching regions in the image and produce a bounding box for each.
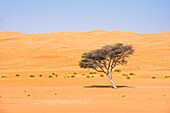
[84,85,135,89]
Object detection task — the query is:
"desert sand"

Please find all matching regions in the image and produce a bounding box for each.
[0,30,170,113]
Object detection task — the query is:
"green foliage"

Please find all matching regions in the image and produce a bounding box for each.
[114,69,121,72]
[122,74,128,76]
[39,75,42,77]
[164,76,170,79]
[49,75,53,78]
[89,72,94,74]
[93,72,97,74]
[89,71,97,74]
[100,74,104,77]
[81,52,92,58]
[86,75,90,78]
[64,75,70,78]
[121,94,126,97]
[52,73,55,75]
[91,75,94,78]
[54,93,57,95]
[152,76,156,79]
[55,74,59,77]
[71,75,75,78]
[73,72,77,74]
[126,75,130,79]
[122,73,130,79]
[30,75,34,77]
[114,43,123,47]
[1,75,7,78]
[15,74,20,77]
[27,94,31,97]
[129,73,135,75]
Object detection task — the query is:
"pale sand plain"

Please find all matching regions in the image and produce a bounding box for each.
[0,30,170,113]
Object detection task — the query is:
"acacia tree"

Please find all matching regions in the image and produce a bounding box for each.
[79,43,134,89]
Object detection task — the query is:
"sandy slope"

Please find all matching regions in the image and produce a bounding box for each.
[0,30,170,113]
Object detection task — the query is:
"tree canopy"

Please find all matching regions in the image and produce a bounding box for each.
[79,43,134,88]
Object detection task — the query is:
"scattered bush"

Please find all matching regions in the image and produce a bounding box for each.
[89,72,94,74]
[71,75,75,78]
[100,74,104,77]
[52,73,55,75]
[64,75,70,78]
[15,74,20,77]
[86,75,90,78]
[82,74,86,76]
[93,72,97,74]
[164,76,170,79]
[152,76,156,79]
[73,72,77,74]
[30,75,34,77]
[24,90,27,92]
[55,74,59,77]
[126,75,130,79]
[27,94,30,97]
[54,93,57,95]
[121,94,126,97]
[130,73,135,75]
[122,74,128,76]
[39,75,42,77]
[91,75,94,78]
[114,69,121,72]
[1,76,7,78]
[49,75,53,78]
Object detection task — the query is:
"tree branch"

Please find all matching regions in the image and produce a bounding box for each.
[94,61,107,74]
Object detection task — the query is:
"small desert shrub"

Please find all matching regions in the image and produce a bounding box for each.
[114,69,121,72]
[86,75,90,78]
[71,75,75,78]
[126,75,130,79]
[52,73,55,75]
[24,90,27,92]
[55,74,59,77]
[93,72,97,74]
[73,72,77,74]
[82,74,86,76]
[89,72,94,74]
[15,74,20,77]
[1,76,7,78]
[163,94,166,96]
[152,76,156,79]
[54,93,57,95]
[130,73,135,75]
[64,75,70,78]
[100,74,104,77]
[27,94,30,97]
[39,75,42,77]
[164,76,170,79]
[91,75,94,78]
[122,74,128,76]
[30,75,34,77]
[49,75,53,78]
[121,94,126,97]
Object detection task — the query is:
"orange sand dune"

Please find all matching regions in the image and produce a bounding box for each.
[0,30,170,113]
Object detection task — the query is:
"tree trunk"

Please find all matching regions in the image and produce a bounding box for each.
[108,76,117,89]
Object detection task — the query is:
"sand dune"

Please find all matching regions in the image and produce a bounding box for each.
[0,30,170,113]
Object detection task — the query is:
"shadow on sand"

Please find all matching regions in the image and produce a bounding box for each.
[84,85,135,89]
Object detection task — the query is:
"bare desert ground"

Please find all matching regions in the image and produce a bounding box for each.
[0,30,170,113]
